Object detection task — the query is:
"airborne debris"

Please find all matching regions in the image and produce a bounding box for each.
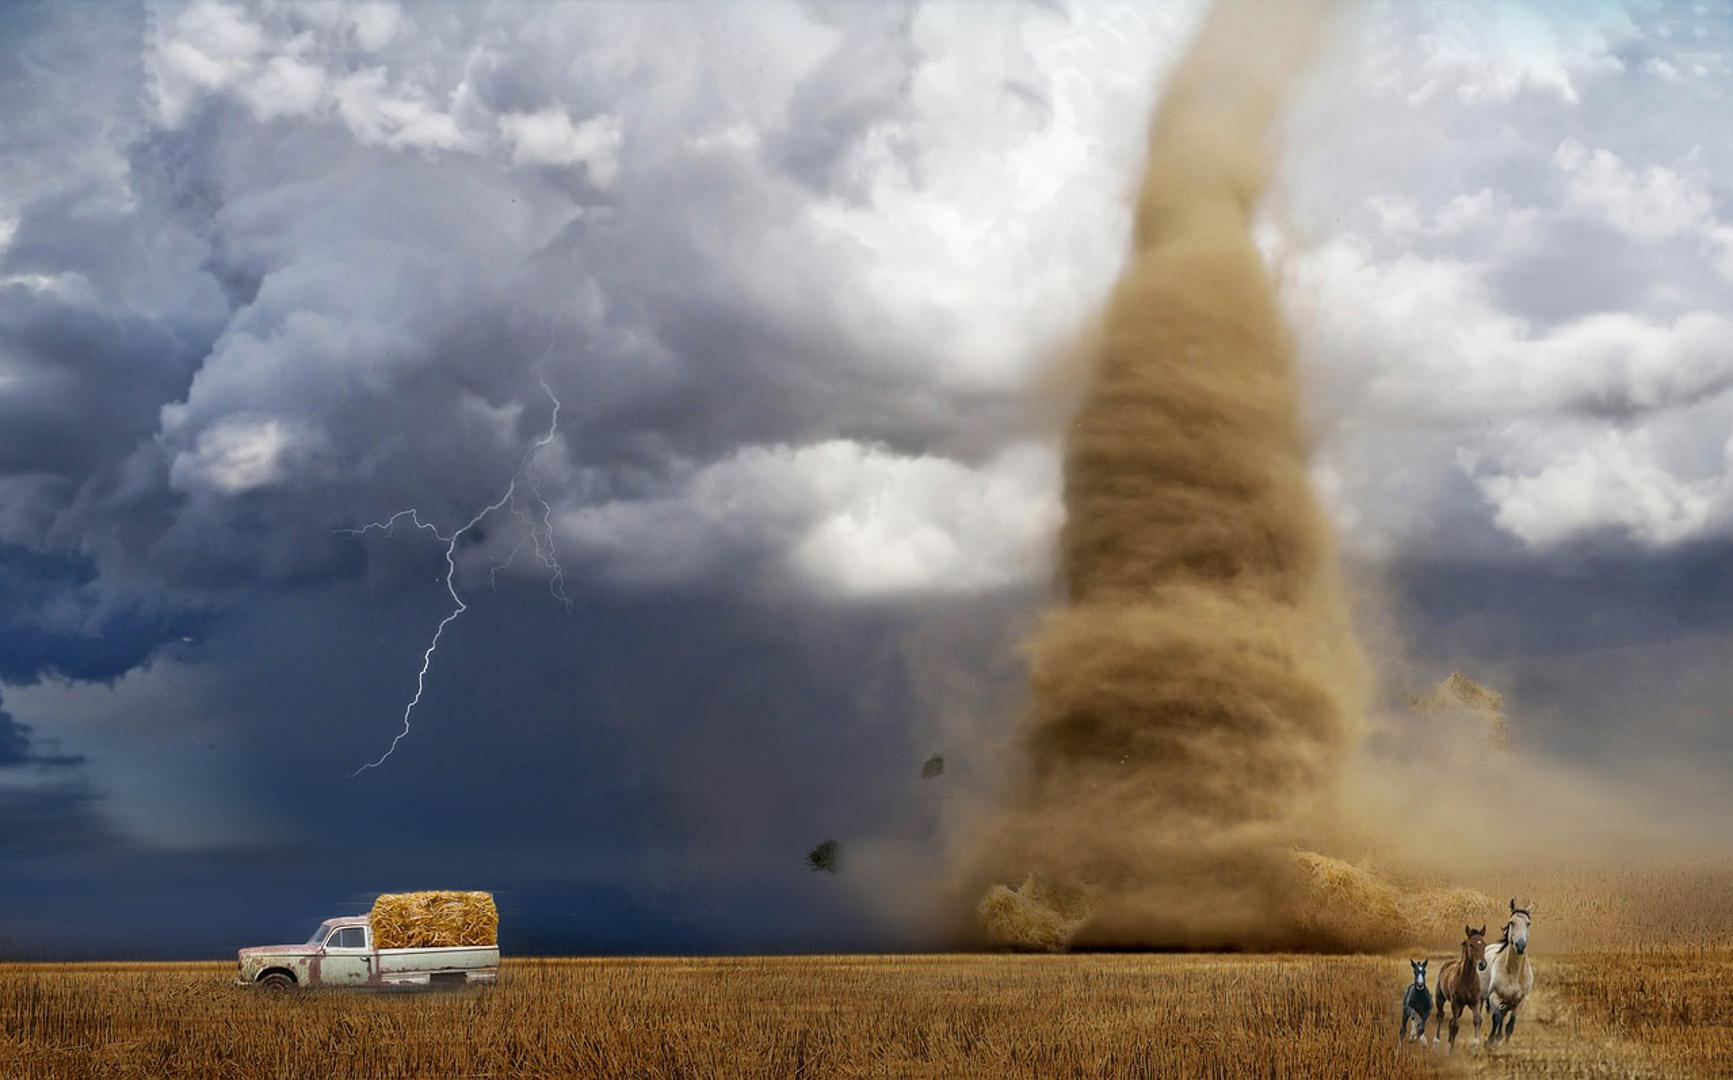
[920,754,945,779]
[1289,852,1492,949]
[1410,672,1510,748]
[977,875,1093,952]
[806,839,840,874]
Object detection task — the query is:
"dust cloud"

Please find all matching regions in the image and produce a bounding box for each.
[976,0,1380,950]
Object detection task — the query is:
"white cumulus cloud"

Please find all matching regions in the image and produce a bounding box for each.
[498,107,624,184]
[1474,430,1726,548]
[561,442,1059,597]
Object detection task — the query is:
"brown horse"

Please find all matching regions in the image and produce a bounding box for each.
[1432,925,1489,1052]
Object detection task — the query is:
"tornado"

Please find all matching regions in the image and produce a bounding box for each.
[980,0,1369,950]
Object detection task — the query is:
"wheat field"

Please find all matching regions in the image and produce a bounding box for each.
[5,864,1733,1078]
[0,950,1728,1078]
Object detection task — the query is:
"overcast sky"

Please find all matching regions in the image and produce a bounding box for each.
[4,0,1733,956]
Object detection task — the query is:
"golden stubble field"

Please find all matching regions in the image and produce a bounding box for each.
[5,865,1733,1079]
[4,951,1731,1079]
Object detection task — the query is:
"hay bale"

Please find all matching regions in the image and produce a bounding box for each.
[1290,852,1495,949]
[1401,886,1495,944]
[1290,851,1406,948]
[978,874,1092,951]
[370,891,498,949]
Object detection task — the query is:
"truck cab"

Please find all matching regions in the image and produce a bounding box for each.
[311,917,376,986]
[237,915,499,989]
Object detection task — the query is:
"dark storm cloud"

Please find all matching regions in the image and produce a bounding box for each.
[0,692,82,768]
[0,688,115,873]
[0,2,233,687]
[1377,538,1733,770]
[4,0,1036,607]
[0,578,1016,955]
[0,543,208,685]
[0,0,1024,955]
[0,0,1029,717]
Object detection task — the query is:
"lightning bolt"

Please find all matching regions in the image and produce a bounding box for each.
[342,379,568,776]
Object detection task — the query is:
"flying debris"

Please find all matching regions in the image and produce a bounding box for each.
[1409,672,1511,749]
[920,754,945,779]
[806,839,840,874]
[342,380,569,777]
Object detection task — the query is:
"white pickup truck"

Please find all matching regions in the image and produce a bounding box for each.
[237,915,499,989]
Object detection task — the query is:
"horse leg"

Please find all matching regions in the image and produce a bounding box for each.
[1471,1000,1484,1048]
[1414,1007,1426,1043]
[1433,994,1446,1047]
[1448,1003,1462,1053]
[1504,1006,1518,1043]
[1490,1000,1506,1045]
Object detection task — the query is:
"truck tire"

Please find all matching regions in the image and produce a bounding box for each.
[257,970,296,990]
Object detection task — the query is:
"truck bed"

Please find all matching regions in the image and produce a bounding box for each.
[376,945,500,985]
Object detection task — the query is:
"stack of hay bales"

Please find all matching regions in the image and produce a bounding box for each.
[370,891,498,949]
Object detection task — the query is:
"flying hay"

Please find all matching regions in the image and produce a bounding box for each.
[978,874,1094,952]
[370,891,498,949]
[1410,672,1510,748]
[1289,852,1493,949]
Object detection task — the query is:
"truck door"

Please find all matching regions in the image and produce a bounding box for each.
[321,925,373,986]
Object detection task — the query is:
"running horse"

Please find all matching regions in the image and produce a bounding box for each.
[1485,898,1536,1045]
[1432,925,1489,1052]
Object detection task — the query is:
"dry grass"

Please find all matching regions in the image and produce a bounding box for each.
[1,954,1435,1079]
[8,863,1733,1078]
[1,950,1730,1079]
[1365,947,1733,1080]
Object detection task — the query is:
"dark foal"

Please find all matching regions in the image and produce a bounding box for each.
[1432,925,1489,1052]
[1399,959,1431,1043]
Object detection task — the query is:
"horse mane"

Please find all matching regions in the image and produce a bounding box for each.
[1502,907,1532,945]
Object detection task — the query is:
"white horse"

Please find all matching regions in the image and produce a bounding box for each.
[1483,898,1535,1045]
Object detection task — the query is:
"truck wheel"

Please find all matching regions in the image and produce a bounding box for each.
[258,971,296,990]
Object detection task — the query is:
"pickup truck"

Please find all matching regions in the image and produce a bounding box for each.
[237,915,499,989]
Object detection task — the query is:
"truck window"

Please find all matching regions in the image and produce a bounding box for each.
[306,920,334,946]
[329,927,365,949]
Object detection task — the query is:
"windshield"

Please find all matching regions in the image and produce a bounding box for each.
[305,920,334,946]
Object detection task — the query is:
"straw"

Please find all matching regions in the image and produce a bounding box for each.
[370,891,498,949]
